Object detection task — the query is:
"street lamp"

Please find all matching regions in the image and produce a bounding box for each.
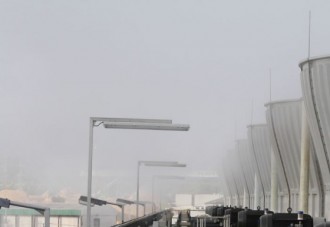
[0,198,50,227]
[116,198,146,217]
[138,201,156,214]
[87,117,189,227]
[137,161,186,217]
[79,196,125,223]
[152,175,185,212]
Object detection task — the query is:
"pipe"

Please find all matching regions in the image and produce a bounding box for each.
[271,148,278,212]
[223,173,233,206]
[122,206,125,223]
[152,176,155,212]
[136,162,141,217]
[254,174,260,209]
[269,106,291,210]
[243,188,247,208]
[304,13,326,217]
[299,103,310,213]
[229,196,232,206]
[10,200,50,227]
[233,177,240,207]
[249,128,266,209]
[237,141,251,208]
[87,119,95,227]
[311,138,325,217]
[227,196,230,206]
[44,208,50,227]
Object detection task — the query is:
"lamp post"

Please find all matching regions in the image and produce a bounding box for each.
[0,198,50,227]
[79,196,126,224]
[138,201,155,214]
[137,161,186,217]
[87,117,189,227]
[116,198,146,218]
[152,175,185,212]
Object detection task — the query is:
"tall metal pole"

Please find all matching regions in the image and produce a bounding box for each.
[8,200,50,227]
[299,103,310,213]
[87,119,94,227]
[254,173,260,209]
[297,11,312,214]
[121,206,125,223]
[249,126,266,209]
[152,176,155,212]
[271,148,278,212]
[237,142,251,208]
[159,185,163,210]
[243,188,247,208]
[44,208,50,227]
[136,162,141,218]
[269,69,279,212]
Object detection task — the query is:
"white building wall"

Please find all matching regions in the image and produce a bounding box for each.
[265,99,321,215]
[300,56,330,218]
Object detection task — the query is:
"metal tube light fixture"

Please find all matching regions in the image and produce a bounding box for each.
[86,117,190,227]
[136,160,186,217]
[103,122,190,131]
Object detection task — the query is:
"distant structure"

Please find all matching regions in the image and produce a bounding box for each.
[221,56,330,219]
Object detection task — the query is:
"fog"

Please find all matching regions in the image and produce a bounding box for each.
[1,0,330,202]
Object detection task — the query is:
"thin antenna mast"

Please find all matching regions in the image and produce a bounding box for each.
[269,69,272,102]
[234,112,237,141]
[306,11,325,217]
[308,11,311,60]
[251,100,254,124]
[269,68,292,211]
[233,113,240,206]
[250,100,266,208]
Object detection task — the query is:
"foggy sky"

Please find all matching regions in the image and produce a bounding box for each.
[1,0,330,196]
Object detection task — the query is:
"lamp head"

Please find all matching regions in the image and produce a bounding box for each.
[0,198,10,209]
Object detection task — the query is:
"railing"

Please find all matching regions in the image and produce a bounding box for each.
[223,214,231,227]
[113,210,170,227]
[195,214,224,227]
